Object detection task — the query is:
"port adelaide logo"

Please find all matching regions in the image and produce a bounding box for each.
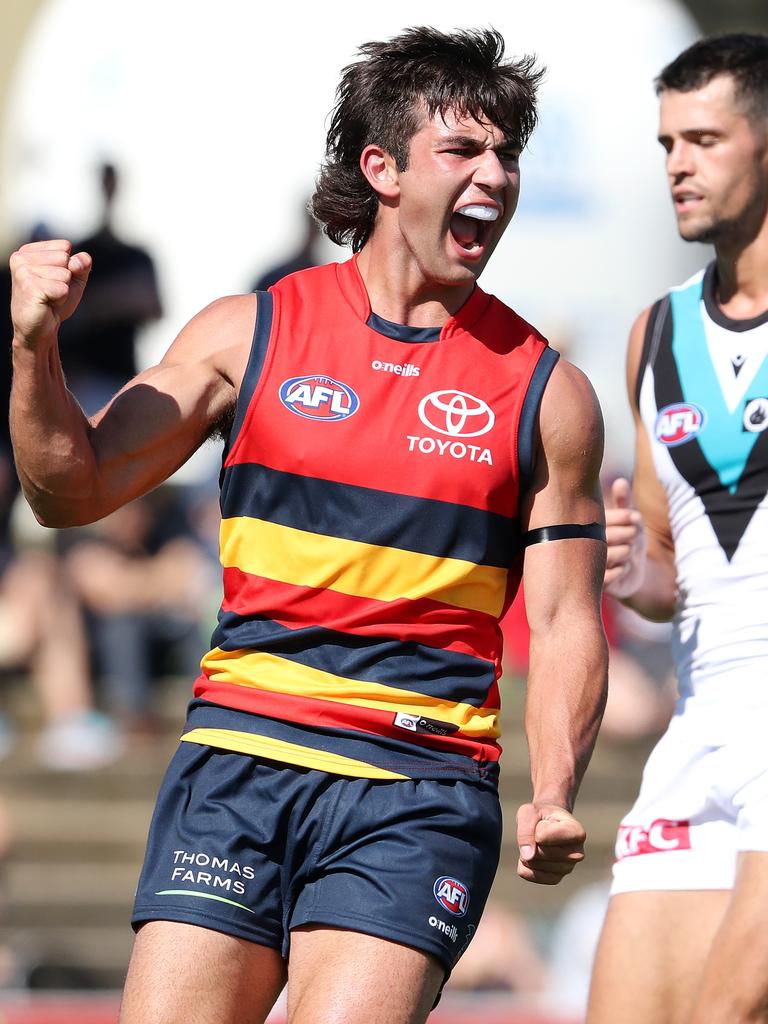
[433,875,470,917]
[655,402,706,447]
[743,398,768,433]
[279,375,359,421]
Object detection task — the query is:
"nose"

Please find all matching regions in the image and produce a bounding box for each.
[473,149,512,191]
[666,140,694,180]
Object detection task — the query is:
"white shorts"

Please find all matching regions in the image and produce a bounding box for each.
[611,707,768,893]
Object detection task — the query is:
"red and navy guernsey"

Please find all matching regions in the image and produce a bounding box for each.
[183,255,558,782]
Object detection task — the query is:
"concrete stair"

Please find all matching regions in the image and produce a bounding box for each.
[0,675,656,989]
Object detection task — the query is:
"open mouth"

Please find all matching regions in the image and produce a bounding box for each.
[449,204,500,254]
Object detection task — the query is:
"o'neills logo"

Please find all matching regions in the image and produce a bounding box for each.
[372,359,420,377]
[615,818,691,859]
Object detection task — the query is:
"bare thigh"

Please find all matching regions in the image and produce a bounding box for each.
[119,921,287,1024]
[287,925,445,1024]
[689,852,768,1023]
[586,889,729,1024]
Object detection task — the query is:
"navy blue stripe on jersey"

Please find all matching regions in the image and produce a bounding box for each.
[225,292,274,458]
[366,312,441,343]
[210,611,495,707]
[517,345,559,482]
[652,299,768,562]
[219,462,518,567]
[185,699,500,781]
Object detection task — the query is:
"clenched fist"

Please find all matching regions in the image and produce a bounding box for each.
[10,240,92,349]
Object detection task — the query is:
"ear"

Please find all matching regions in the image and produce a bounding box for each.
[359,144,400,200]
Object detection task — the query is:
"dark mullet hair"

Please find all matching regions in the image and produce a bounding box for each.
[312,26,544,252]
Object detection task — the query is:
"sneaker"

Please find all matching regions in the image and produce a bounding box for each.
[36,710,125,771]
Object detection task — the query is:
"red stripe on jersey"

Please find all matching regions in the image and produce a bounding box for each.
[221,566,503,666]
[193,677,502,764]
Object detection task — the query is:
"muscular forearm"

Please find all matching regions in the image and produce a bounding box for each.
[10,338,101,527]
[525,615,608,811]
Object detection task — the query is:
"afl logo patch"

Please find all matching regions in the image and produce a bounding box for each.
[279,375,359,421]
[433,876,470,917]
[655,403,706,447]
[743,398,768,433]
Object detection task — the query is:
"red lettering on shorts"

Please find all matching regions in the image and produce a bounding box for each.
[615,818,692,860]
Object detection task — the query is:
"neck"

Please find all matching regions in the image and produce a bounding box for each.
[714,226,768,316]
[356,234,476,328]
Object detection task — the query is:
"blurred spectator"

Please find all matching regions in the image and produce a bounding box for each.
[0,522,122,770]
[446,899,548,995]
[58,162,162,414]
[63,488,212,735]
[250,202,324,291]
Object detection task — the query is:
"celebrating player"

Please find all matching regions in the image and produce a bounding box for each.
[10,27,607,1024]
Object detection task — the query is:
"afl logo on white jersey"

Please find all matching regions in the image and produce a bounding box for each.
[655,403,706,447]
[279,375,359,421]
[418,390,495,438]
[433,876,470,917]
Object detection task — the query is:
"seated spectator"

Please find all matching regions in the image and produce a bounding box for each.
[63,487,213,735]
[0,497,121,771]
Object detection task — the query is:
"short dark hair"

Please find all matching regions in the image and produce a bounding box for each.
[656,33,768,121]
[312,26,544,252]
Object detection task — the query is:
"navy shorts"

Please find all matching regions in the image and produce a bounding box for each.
[132,741,502,974]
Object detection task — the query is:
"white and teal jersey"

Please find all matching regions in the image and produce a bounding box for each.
[638,263,768,714]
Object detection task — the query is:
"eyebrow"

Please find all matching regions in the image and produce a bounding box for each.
[437,133,519,151]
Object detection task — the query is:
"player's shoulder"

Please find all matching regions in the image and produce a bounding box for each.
[161,293,257,369]
[539,357,604,467]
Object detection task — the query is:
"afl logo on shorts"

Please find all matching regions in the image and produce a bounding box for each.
[279,375,359,421]
[433,876,470,917]
[654,403,705,447]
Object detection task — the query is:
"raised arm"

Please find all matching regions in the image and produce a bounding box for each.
[603,308,678,621]
[9,240,254,527]
[517,357,608,885]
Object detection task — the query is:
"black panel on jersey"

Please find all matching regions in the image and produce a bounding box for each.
[635,298,668,409]
[651,300,768,562]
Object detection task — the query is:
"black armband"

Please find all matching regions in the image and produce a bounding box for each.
[522,522,606,547]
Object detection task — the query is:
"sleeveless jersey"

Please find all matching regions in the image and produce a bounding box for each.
[183,256,557,781]
[637,263,768,707]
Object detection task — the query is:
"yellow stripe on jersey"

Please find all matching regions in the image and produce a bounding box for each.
[201,647,500,738]
[181,728,408,779]
[220,516,507,617]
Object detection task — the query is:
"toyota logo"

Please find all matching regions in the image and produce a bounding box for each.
[417,390,495,437]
